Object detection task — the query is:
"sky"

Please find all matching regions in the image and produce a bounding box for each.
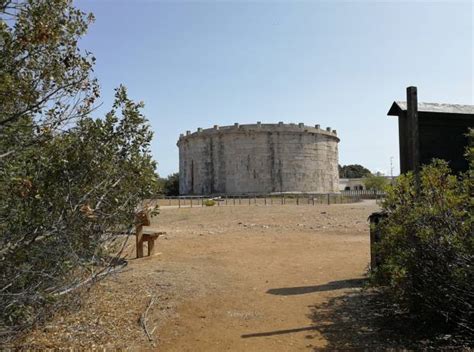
[76,0,473,177]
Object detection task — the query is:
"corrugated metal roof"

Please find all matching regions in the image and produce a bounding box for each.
[387,101,474,116]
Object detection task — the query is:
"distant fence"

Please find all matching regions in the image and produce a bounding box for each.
[152,190,385,208]
[341,189,386,199]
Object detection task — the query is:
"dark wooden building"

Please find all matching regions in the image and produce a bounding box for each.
[388,87,474,174]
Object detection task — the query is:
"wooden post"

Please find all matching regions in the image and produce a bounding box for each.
[178,198,181,208]
[136,224,144,258]
[264,197,267,206]
[190,198,193,208]
[407,86,420,192]
[327,194,330,205]
[296,196,299,206]
[148,239,155,256]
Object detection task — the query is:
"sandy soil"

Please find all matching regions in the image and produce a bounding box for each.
[19,201,383,351]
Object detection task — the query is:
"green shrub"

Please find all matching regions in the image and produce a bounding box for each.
[363,174,389,191]
[0,87,159,338]
[203,199,216,207]
[0,1,159,339]
[158,173,180,196]
[371,159,473,336]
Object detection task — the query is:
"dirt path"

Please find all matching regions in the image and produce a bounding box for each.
[21,201,379,351]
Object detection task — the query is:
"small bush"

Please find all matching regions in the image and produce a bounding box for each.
[371,159,473,336]
[363,174,389,191]
[159,173,179,196]
[203,199,216,207]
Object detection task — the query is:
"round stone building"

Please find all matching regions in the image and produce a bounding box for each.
[177,122,340,195]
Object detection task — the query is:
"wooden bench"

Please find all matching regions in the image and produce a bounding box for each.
[135,210,165,258]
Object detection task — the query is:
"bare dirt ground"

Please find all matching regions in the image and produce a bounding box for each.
[19,200,399,351]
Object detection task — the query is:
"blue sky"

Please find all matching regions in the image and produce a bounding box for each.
[77,0,473,177]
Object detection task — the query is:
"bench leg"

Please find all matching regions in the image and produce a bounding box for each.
[148,239,155,256]
[136,226,144,258]
[136,238,144,258]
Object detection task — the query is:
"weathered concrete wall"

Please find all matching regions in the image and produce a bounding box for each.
[177,123,340,195]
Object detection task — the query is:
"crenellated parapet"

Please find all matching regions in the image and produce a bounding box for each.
[177,122,339,146]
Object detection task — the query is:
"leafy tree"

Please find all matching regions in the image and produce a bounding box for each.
[0,1,158,339]
[371,159,473,337]
[363,174,389,191]
[0,85,159,338]
[0,0,99,155]
[339,164,372,178]
[161,173,180,196]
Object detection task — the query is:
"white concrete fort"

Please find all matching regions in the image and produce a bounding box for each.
[177,122,340,195]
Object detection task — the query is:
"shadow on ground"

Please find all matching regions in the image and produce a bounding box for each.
[242,279,367,342]
[307,287,471,351]
[266,278,366,296]
[250,279,471,350]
